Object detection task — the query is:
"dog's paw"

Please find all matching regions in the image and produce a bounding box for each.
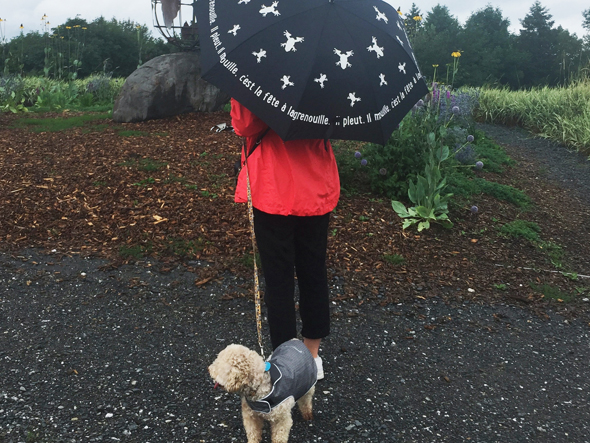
[300,410,313,421]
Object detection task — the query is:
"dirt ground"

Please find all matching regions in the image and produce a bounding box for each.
[1,111,589,318]
[1,112,590,442]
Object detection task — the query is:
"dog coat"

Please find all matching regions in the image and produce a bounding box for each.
[246,339,317,413]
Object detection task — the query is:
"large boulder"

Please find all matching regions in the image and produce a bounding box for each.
[113,52,229,123]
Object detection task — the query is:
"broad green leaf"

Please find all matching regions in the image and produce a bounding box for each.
[391,201,409,217]
[418,220,430,231]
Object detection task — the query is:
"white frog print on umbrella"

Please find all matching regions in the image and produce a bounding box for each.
[398,62,406,74]
[280,75,294,89]
[347,92,361,107]
[228,25,241,36]
[281,31,304,52]
[379,73,387,86]
[314,73,328,89]
[373,6,388,23]
[252,49,267,63]
[367,37,384,58]
[259,2,280,17]
[334,49,354,69]
[238,0,250,4]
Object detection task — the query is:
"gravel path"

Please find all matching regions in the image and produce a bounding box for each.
[2,248,589,443]
[2,125,590,443]
[476,123,590,206]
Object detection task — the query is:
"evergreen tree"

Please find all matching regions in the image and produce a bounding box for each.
[516,1,560,86]
[459,6,522,88]
[403,3,423,43]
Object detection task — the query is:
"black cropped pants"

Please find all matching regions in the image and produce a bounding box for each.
[253,208,331,350]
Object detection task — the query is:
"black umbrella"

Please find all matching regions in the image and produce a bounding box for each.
[196,0,429,145]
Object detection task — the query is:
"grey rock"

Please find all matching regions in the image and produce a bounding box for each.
[113,52,229,123]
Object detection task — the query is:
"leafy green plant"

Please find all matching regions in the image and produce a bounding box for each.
[391,131,454,231]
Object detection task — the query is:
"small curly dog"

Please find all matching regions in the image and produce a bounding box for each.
[208,339,317,443]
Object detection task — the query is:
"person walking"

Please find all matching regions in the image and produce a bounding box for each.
[231,98,340,379]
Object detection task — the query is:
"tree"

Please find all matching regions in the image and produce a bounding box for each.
[459,6,522,88]
[403,3,423,43]
[0,16,174,79]
[411,5,461,84]
[516,1,560,86]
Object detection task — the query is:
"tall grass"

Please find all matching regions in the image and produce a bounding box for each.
[477,78,590,155]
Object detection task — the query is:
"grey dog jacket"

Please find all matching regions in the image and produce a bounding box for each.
[246,339,317,413]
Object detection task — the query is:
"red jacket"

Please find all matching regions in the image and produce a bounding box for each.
[231,99,340,216]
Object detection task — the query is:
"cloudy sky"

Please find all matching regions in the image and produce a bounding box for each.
[1,0,588,42]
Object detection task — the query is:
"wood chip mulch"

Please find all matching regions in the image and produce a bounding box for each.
[1,111,589,321]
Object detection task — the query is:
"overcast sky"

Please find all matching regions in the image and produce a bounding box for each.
[1,0,588,43]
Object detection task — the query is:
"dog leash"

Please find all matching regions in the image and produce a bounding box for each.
[242,130,270,361]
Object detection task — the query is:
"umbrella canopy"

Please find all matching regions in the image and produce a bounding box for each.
[196,0,429,145]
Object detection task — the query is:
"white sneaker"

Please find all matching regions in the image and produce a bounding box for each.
[314,356,324,380]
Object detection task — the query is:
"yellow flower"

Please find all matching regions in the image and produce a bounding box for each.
[82,27,87,30]
[413,16,422,22]
[66,26,72,29]
[432,64,439,67]
[451,51,462,58]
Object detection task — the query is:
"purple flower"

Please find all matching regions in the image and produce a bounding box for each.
[467,135,474,143]
[475,161,484,170]
[452,106,460,115]
[361,159,368,166]
[446,90,451,100]
[470,206,479,214]
[354,151,362,159]
[379,168,387,175]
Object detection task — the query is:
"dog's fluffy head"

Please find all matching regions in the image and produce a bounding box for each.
[208,344,265,393]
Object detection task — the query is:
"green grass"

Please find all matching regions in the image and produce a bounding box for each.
[119,243,152,259]
[469,130,515,173]
[530,282,575,303]
[165,238,204,258]
[240,252,261,268]
[384,253,405,265]
[499,220,541,242]
[132,177,156,187]
[11,112,111,132]
[117,130,151,137]
[447,174,531,208]
[477,79,590,155]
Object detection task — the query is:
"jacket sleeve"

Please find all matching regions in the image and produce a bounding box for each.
[230,98,269,138]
